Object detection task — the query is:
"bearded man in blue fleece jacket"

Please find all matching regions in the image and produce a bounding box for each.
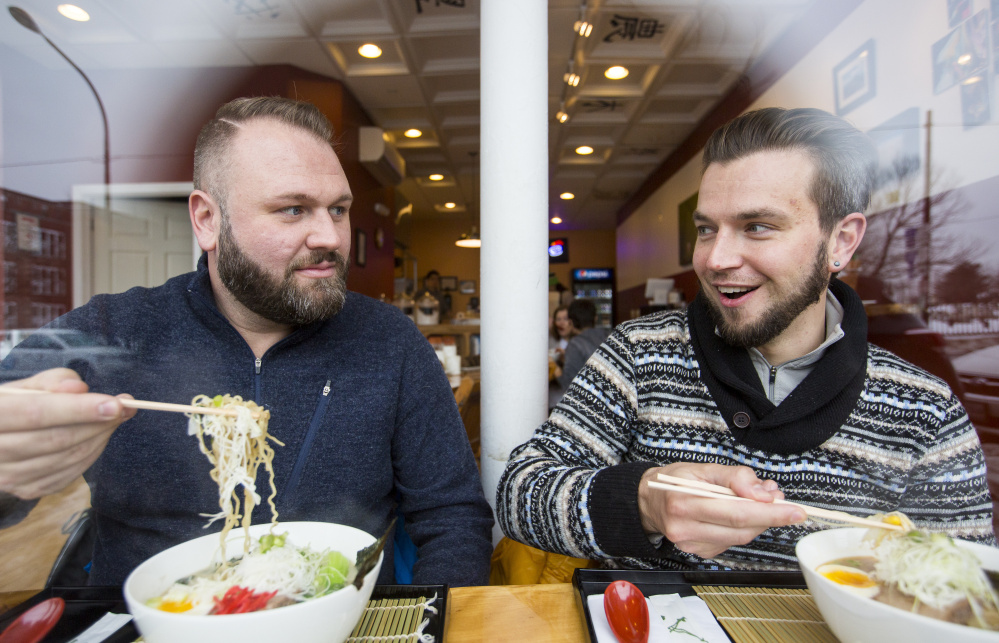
[0,97,494,587]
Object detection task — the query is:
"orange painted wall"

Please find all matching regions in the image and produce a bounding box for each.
[406,216,481,316]
[548,229,617,290]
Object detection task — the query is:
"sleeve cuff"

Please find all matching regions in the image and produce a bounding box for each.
[588,461,673,559]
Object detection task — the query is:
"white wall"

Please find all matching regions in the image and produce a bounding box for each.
[617,0,999,289]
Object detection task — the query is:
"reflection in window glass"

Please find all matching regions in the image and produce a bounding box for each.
[0,0,997,600]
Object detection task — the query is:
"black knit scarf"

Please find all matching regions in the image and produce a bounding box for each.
[687,278,868,455]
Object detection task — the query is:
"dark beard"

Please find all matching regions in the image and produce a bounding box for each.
[704,246,830,349]
[216,212,349,326]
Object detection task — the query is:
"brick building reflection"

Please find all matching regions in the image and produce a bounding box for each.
[1,189,73,331]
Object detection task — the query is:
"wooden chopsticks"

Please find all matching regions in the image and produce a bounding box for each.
[647,473,904,531]
[0,385,258,419]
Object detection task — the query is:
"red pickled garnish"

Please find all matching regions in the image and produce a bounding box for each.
[210,586,279,615]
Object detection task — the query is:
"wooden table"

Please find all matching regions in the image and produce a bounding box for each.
[445,583,586,642]
[2,583,588,641]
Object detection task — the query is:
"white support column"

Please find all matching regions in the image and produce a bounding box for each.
[479,0,549,542]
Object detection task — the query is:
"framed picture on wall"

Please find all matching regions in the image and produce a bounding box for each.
[677,192,698,267]
[459,280,476,294]
[440,276,458,291]
[355,229,366,267]
[931,14,987,95]
[961,77,990,129]
[548,238,569,264]
[993,20,999,73]
[867,107,920,189]
[833,39,876,116]
[948,0,971,27]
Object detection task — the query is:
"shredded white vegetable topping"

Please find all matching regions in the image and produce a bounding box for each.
[866,512,999,619]
[156,537,356,615]
[219,544,323,597]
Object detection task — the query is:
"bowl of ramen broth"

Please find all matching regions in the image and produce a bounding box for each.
[797,527,999,643]
[123,521,382,643]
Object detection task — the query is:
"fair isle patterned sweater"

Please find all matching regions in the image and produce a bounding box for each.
[497,280,995,571]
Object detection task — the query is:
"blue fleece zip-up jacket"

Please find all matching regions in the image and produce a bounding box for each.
[2,258,494,586]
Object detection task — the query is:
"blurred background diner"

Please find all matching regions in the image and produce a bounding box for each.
[1,0,998,602]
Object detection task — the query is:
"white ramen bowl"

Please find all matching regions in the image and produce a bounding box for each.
[797,527,999,643]
[124,521,383,643]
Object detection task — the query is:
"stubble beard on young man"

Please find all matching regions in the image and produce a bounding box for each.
[703,244,830,350]
[216,211,349,326]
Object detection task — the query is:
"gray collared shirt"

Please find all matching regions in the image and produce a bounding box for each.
[747,290,846,405]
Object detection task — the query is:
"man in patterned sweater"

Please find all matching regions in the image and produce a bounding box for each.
[497,107,995,572]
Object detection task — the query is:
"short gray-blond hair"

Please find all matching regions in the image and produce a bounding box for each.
[193,97,334,207]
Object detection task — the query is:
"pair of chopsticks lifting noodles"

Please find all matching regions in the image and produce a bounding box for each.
[647,473,904,531]
[0,385,260,419]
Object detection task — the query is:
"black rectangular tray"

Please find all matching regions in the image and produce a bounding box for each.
[572,568,808,643]
[0,584,447,643]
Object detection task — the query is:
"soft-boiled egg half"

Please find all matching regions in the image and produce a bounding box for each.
[815,564,881,598]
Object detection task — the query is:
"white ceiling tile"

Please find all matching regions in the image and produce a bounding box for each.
[294,0,394,38]
[344,75,424,109]
[410,34,478,74]
[399,0,480,34]
[239,39,338,76]
[326,40,410,77]
[152,40,256,68]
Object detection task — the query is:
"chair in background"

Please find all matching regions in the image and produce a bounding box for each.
[453,376,479,459]
[489,536,594,585]
[46,508,94,587]
[453,376,474,412]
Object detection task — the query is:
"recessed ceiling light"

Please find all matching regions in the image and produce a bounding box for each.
[963,75,982,84]
[429,174,444,181]
[575,146,594,155]
[605,66,629,80]
[358,43,382,58]
[560,192,574,200]
[444,202,456,209]
[573,20,593,37]
[57,4,90,21]
[551,216,563,224]
[564,72,580,87]
[556,110,569,123]
[404,129,422,138]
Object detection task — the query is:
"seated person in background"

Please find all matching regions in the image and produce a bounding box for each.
[497,107,994,574]
[423,270,451,321]
[557,299,611,392]
[0,96,494,587]
[548,305,576,362]
[548,304,577,410]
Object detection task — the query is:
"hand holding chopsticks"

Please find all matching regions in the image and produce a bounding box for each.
[648,473,903,531]
[0,385,257,418]
[0,371,259,498]
[0,370,138,498]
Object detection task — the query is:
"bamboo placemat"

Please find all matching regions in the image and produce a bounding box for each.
[346,594,439,642]
[693,585,838,643]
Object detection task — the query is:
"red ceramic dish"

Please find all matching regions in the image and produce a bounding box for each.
[0,598,65,643]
